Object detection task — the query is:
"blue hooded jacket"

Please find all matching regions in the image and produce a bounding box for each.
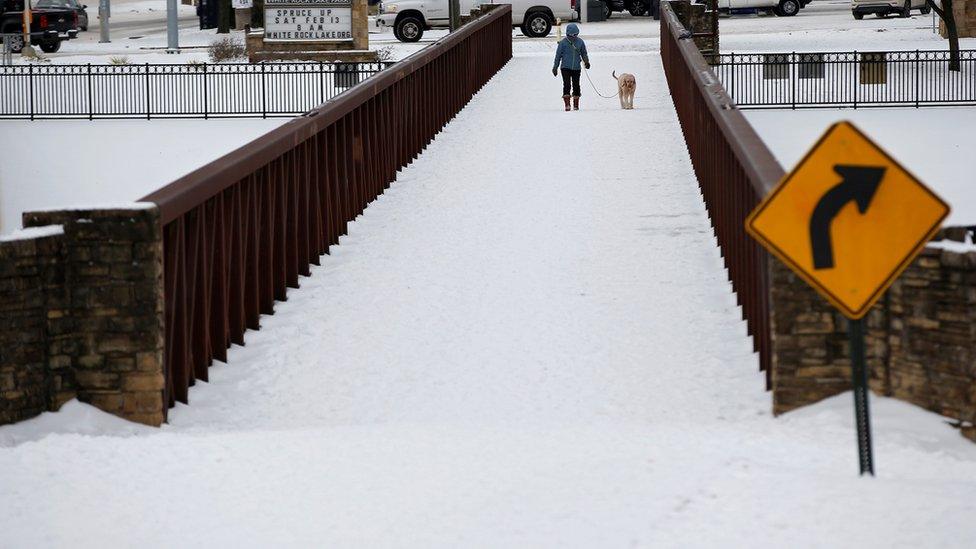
[552,23,589,72]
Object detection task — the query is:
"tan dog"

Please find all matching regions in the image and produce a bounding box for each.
[613,71,637,110]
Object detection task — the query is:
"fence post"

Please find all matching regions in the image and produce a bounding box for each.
[28,64,34,120]
[915,49,920,108]
[791,51,796,110]
[730,52,735,104]
[145,63,151,120]
[87,63,93,120]
[853,50,858,110]
[203,63,209,119]
[319,62,325,105]
[261,64,267,119]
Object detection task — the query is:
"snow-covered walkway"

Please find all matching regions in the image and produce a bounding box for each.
[2,51,976,547]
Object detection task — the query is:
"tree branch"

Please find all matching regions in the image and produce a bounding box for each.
[927,0,945,19]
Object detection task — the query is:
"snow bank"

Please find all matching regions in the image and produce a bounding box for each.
[0,224,64,243]
[0,119,286,235]
[0,400,155,448]
[745,108,976,226]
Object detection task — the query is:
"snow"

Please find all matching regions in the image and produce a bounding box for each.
[2,24,976,545]
[0,224,64,242]
[0,119,286,235]
[720,0,976,53]
[745,108,976,226]
[929,231,976,253]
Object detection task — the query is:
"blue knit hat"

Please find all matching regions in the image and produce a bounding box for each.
[566,23,580,36]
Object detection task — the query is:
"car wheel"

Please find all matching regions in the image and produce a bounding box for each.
[853,11,864,19]
[39,39,62,53]
[522,12,552,38]
[777,0,799,16]
[603,2,612,18]
[628,1,648,16]
[920,4,931,14]
[2,32,24,53]
[394,16,424,43]
[900,0,911,16]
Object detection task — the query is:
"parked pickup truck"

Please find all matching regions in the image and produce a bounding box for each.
[704,0,812,16]
[1,0,79,53]
[377,0,578,42]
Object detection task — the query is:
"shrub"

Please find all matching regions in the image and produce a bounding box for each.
[108,56,131,65]
[209,37,246,63]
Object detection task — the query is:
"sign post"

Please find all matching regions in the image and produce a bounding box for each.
[98,0,111,43]
[23,0,31,45]
[745,121,950,476]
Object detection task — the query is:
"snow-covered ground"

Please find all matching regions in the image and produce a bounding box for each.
[721,0,976,52]
[747,108,976,226]
[3,19,976,544]
[0,119,286,234]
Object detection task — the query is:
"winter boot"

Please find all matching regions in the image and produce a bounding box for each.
[563,95,571,111]
[572,96,580,111]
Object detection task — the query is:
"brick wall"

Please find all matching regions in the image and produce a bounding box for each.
[0,207,165,427]
[0,228,64,424]
[771,228,976,442]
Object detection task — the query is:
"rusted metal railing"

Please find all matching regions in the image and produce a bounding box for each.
[141,6,513,415]
[660,2,784,386]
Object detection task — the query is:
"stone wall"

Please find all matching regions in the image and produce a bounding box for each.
[0,228,65,424]
[771,228,976,442]
[0,207,165,427]
[669,0,719,56]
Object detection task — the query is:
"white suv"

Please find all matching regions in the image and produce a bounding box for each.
[851,0,931,19]
[378,0,578,42]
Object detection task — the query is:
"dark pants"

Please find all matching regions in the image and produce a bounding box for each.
[561,68,581,97]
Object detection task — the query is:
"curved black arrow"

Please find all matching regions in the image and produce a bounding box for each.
[810,165,886,270]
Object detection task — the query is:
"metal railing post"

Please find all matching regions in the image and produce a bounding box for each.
[146,63,151,120]
[28,64,34,120]
[261,63,267,119]
[203,63,209,119]
[87,63,93,120]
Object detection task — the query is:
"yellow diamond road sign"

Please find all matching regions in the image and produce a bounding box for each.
[745,121,950,320]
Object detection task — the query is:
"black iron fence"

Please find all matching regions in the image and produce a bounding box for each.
[0,62,394,119]
[707,49,976,109]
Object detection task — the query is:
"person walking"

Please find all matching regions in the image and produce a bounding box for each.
[552,23,590,112]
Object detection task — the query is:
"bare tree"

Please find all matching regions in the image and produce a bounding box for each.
[218,0,232,33]
[927,0,961,71]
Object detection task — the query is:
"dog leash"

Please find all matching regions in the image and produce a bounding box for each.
[568,41,618,99]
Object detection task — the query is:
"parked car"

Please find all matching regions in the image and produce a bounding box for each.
[711,0,812,17]
[625,0,653,15]
[35,0,86,31]
[603,0,652,16]
[851,0,930,19]
[0,0,79,53]
[378,0,578,42]
[601,0,626,18]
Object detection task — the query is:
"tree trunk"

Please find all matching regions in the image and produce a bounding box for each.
[251,0,264,27]
[944,0,961,71]
[218,0,232,33]
[928,0,961,71]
